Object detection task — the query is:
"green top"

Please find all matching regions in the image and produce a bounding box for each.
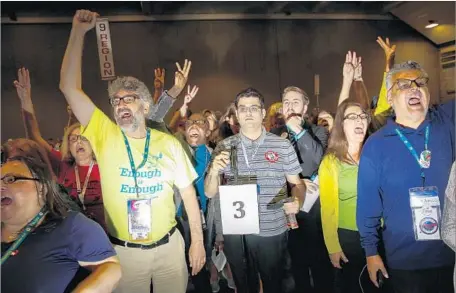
[338,162,359,231]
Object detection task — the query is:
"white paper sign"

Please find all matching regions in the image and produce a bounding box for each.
[95,18,116,80]
[301,176,320,213]
[219,184,260,235]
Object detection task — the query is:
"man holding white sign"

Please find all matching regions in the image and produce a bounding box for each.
[205,88,306,293]
[60,10,205,293]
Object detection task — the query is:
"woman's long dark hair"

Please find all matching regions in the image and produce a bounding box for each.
[326,100,370,165]
[2,139,74,219]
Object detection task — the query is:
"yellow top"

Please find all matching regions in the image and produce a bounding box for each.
[319,154,343,254]
[81,108,197,243]
[374,72,390,116]
[319,73,390,254]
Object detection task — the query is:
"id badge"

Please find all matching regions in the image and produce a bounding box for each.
[409,186,441,241]
[127,199,152,241]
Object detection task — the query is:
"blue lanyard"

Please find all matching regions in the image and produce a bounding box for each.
[395,125,430,184]
[1,207,47,265]
[122,128,151,197]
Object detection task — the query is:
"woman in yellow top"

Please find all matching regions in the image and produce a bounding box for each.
[319,100,379,293]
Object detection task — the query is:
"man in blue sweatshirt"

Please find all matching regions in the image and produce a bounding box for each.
[176,112,213,293]
[357,61,455,293]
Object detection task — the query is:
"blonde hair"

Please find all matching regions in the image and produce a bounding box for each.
[282,86,310,106]
[267,102,282,117]
[60,123,95,165]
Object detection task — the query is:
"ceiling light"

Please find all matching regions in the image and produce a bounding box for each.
[425,20,439,29]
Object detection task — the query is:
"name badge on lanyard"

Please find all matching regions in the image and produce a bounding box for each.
[122,129,152,240]
[127,199,152,240]
[409,186,441,241]
[74,161,95,211]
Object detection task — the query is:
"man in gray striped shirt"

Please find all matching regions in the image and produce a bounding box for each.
[205,88,306,293]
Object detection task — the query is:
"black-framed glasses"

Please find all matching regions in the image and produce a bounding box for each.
[185,119,207,127]
[1,175,40,185]
[393,77,429,91]
[238,105,262,113]
[344,113,369,121]
[109,95,139,106]
[68,135,89,143]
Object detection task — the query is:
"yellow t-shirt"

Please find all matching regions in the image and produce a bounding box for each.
[81,108,197,243]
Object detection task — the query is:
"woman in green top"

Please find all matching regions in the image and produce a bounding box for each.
[319,100,379,293]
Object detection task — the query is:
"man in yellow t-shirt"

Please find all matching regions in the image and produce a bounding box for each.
[60,10,206,293]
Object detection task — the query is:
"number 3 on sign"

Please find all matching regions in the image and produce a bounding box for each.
[219,184,260,235]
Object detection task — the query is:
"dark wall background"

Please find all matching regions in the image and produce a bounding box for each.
[1,19,440,140]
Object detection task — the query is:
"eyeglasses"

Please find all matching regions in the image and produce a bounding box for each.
[109,95,139,106]
[1,175,40,185]
[393,77,429,91]
[185,120,207,127]
[68,135,89,143]
[344,113,369,121]
[238,106,262,113]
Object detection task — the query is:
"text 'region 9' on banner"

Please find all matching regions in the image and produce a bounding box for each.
[95,18,116,81]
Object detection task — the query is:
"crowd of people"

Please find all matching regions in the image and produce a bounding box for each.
[1,9,455,293]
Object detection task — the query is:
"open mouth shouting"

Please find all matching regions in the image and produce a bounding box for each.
[188,128,201,140]
[76,146,86,153]
[1,195,13,207]
[406,91,423,110]
[354,126,364,135]
[117,108,133,122]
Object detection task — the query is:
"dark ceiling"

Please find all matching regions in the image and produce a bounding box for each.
[1,1,398,18]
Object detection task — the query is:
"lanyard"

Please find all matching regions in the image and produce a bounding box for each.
[122,128,151,197]
[74,161,95,210]
[1,207,47,265]
[240,141,262,169]
[395,125,431,185]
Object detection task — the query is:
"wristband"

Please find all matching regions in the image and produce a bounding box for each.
[294,129,307,141]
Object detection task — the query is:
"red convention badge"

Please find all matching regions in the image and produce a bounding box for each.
[264,151,279,163]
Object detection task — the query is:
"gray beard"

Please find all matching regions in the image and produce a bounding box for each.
[114,106,144,133]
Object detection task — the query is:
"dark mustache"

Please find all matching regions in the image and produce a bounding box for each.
[286,113,302,120]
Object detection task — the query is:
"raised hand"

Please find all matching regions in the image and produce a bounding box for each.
[13,68,31,103]
[174,59,192,91]
[343,51,355,81]
[377,37,396,72]
[179,85,199,118]
[72,10,99,33]
[352,52,363,81]
[154,68,165,88]
[184,85,199,105]
[376,37,396,62]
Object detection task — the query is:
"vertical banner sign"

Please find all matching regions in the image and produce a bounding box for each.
[314,74,320,96]
[95,18,116,81]
[314,74,320,109]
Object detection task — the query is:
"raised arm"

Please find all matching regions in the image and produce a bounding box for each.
[374,37,396,117]
[169,85,199,132]
[64,106,79,133]
[59,10,98,127]
[153,68,165,104]
[147,60,192,123]
[14,68,54,155]
[338,51,356,106]
[351,56,370,111]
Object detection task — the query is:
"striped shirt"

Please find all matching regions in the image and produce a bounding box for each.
[213,128,302,237]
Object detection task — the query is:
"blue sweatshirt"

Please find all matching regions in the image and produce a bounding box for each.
[177,145,211,216]
[357,100,455,270]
